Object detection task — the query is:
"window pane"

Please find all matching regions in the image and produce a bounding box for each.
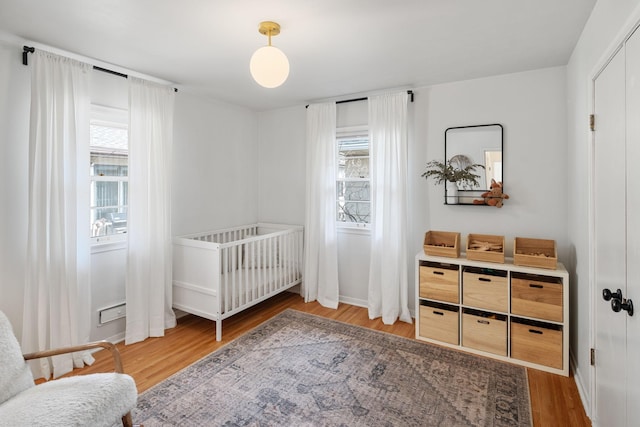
[337,181,370,224]
[93,181,119,207]
[90,121,128,238]
[337,201,370,224]
[91,207,128,237]
[339,156,369,179]
[338,137,368,153]
[338,137,369,179]
[337,181,370,202]
[91,154,128,177]
[336,134,370,225]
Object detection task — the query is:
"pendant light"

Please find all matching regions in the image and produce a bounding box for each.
[250,21,290,88]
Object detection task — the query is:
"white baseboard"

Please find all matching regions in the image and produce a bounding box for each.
[174,308,189,319]
[338,296,416,320]
[570,350,592,422]
[103,331,125,345]
[338,295,368,308]
[284,284,301,295]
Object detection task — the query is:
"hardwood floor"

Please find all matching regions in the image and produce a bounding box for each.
[77,292,591,426]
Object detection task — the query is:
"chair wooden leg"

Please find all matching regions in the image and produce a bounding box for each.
[122,412,133,427]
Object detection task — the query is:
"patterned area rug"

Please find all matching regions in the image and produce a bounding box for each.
[134,309,531,426]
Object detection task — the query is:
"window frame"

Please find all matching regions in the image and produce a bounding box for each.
[89,105,129,246]
[336,125,371,231]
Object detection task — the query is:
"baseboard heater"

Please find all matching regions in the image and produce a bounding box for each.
[99,303,126,325]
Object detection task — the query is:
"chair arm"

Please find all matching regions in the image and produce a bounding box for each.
[23,341,125,373]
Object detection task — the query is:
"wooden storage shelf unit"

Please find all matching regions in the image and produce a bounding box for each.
[415,252,569,376]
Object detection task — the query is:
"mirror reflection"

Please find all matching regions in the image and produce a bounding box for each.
[445,124,503,204]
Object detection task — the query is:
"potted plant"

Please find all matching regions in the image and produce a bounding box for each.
[421,160,484,204]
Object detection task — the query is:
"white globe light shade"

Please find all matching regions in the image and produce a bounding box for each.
[250,45,290,88]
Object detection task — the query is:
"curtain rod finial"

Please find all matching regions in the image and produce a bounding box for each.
[22,46,34,66]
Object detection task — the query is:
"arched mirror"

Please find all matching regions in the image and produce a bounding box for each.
[444,124,503,205]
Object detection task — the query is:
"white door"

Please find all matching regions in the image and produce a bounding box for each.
[624,26,640,425]
[594,45,627,427]
[593,26,640,427]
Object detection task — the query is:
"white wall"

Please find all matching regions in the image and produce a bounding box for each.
[88,90,259,340]
[0,36,571,355]
[0,36,261,342]
[90,90,259,341]
[257,102,375,307]
[4,6,635,415]
[414,67,568,259]
[173,92,259,236]
[0,43,138,341]
[258,66,569,313]
[86,78,260,340]
[89,245,128,341]
[87,72,129,341]
[0,39,30,338]
[566,0,640,416]
[257,105,306,225]
[334,101,374,306]
[410,68,570,321]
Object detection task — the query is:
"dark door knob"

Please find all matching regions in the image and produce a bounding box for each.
[611,298,634,316]
[603,288,623,302]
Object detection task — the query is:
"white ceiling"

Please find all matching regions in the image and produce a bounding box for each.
[0,0,596,111]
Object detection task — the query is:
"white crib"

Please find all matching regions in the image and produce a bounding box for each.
[172,223,303,341]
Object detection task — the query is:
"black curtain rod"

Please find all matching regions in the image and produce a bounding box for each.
[305,90,414,108]
[22,46,178,92]
[337,96,368,105]
[93,65,128,79]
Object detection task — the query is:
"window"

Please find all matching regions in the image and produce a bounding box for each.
[90,106,128,240]
[336,128,370,227]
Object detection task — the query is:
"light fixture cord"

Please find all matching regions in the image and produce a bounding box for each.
[268,29,272,47]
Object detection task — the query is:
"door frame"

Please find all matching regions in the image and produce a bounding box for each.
[588,9,640,423]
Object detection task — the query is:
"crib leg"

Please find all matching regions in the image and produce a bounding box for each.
[216,320,222,341]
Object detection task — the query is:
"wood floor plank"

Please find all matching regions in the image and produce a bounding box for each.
[64,292,591,426]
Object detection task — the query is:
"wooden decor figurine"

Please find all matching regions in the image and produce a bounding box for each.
[473,179,509,207]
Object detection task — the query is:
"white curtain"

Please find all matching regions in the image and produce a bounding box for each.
[125,77,176,344]
[22,50,93,379]
[368,92,412,324]
[303,103,340,309]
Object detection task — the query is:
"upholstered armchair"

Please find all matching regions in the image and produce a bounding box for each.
[0,311,138,427]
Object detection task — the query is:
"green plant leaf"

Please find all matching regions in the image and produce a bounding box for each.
[421,160,485,187]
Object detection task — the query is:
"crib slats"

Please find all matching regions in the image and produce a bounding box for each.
[222,247,228,313]
[278,235,282,286]
[176,224,303,341]
[250,238,256,298]
[268,236,272,292]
